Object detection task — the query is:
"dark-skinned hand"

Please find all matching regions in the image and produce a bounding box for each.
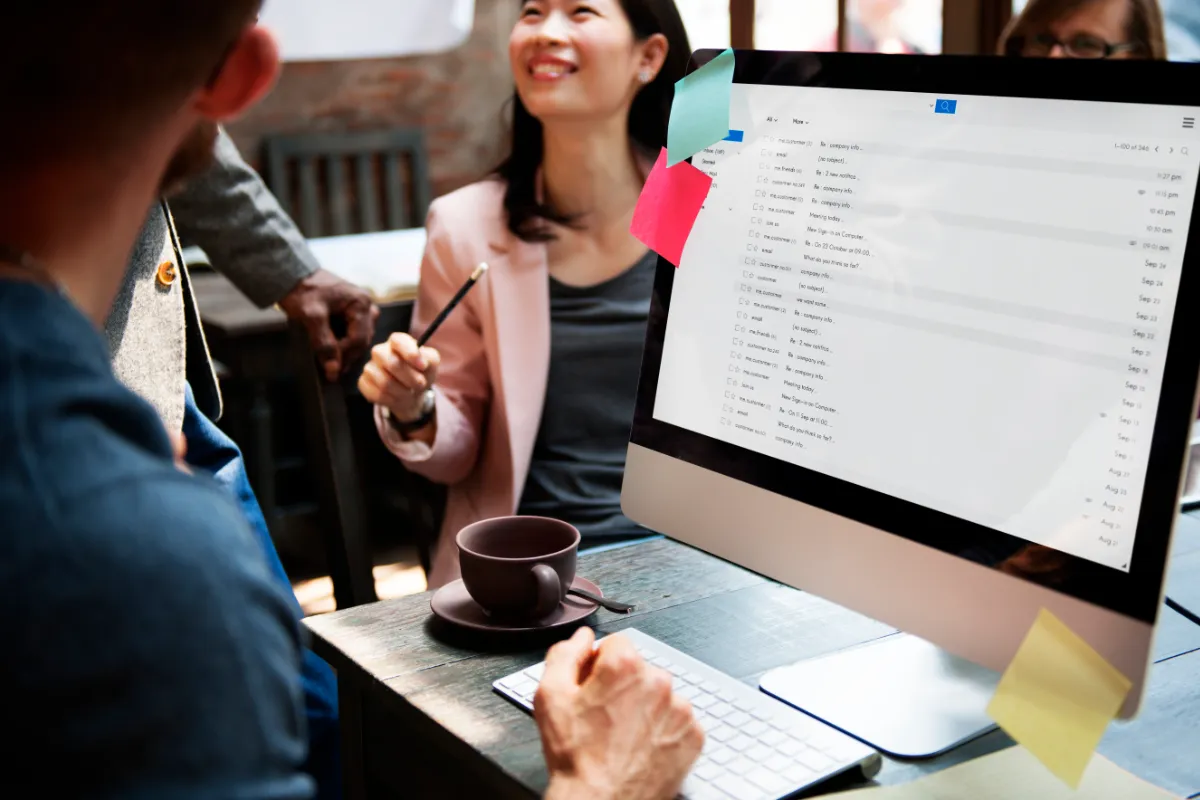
[278,268,379,382]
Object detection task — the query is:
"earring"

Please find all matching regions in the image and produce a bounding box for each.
[639,70,652,83]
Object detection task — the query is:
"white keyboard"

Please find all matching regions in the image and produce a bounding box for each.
[493,628,882,800]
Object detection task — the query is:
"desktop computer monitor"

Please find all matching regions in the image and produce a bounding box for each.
[622,50,1200,754]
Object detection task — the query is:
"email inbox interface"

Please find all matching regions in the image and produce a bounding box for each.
[655,85,1200,571]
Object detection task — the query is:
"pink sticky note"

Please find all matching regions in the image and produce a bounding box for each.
[631,147,713,267]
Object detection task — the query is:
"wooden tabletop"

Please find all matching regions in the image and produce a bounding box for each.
[305,514,1200,799]
[190,272,288,338]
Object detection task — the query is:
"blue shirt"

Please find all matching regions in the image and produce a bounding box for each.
[0,279,313,798]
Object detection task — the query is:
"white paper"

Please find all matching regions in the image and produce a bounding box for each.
[259,0,475,62]
[307,228,427,302]
[182,228,426,303]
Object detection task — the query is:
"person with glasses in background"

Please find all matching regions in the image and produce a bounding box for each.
[999,0,1166,59]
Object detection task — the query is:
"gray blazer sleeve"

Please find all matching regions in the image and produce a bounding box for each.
[168,127,319,308]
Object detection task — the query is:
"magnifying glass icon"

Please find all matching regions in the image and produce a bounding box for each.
[939,100,949,111]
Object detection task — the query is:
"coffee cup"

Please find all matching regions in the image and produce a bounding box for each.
[457,516,580,621]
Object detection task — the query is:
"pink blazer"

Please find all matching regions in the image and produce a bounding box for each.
[375,180,553,588]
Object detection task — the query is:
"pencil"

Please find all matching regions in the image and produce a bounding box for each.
[416,262,489,348]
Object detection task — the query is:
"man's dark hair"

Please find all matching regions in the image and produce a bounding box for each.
[0,2,262,164]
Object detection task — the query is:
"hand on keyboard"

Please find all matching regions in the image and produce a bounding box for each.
[538,627,705,800]
[498,628,881,800]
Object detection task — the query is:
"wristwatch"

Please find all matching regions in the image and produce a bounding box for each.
[383,388,436,435]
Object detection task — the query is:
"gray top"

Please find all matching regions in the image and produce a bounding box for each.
[517,250,657,542]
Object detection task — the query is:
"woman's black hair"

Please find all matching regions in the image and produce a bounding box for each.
[494,0,692,242]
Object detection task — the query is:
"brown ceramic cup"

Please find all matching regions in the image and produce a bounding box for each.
[457,516,581,621]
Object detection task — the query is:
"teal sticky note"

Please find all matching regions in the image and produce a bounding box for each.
[667,48,736,167]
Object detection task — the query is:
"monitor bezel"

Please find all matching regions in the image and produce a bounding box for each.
[629,50,1200,625]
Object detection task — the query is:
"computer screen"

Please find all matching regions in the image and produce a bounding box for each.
[631,53,1200,624]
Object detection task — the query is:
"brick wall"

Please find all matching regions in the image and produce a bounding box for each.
[226,0,518,201]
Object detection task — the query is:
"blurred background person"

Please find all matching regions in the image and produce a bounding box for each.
[999,0,1165,59]
[358,0,691,587]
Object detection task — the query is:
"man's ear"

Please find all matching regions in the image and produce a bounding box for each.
[194,26,281,121]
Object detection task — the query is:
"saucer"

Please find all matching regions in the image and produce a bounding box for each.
[430,576,603,633]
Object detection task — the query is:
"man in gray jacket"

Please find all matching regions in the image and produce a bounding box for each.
[107,126,376,800]
[109,127,378,429]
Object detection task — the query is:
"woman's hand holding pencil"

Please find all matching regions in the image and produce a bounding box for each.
[358,262,488,433]
[360,332,442,422]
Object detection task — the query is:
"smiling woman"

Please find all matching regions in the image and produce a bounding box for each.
[359,0,695,587]
[499,0,692,239]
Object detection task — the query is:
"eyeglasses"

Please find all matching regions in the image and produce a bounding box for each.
[1007,32,1140,59]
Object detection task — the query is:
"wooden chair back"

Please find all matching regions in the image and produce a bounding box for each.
[264,129,432,238]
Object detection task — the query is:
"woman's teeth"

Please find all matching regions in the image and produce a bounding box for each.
[532,63,570,77]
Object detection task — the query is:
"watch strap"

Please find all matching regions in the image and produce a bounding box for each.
[384,389,435,434]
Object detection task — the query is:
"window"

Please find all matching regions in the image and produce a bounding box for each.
[844,0,942,55]
[677,0,731,49]
[678,0,1000,53]
[754,0,839,52]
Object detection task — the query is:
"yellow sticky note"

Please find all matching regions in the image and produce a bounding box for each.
[987,608,1132,789]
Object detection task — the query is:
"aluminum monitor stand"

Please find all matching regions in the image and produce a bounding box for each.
[759,633,1001,758]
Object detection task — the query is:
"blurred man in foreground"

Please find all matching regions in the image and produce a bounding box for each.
[112,120,378,800]
[0,2,701,796]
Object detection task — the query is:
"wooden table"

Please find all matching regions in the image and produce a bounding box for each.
[305,513,1200,800]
